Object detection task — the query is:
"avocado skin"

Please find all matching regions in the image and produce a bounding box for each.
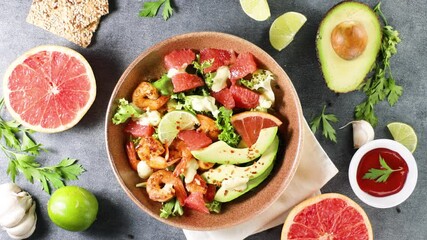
[316,1,382,93]
[213,136,279,202]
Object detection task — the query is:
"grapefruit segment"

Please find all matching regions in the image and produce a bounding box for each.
[231,111,282,146]
[177,130,212,150]
[229,52,257,83]
[210,88,235,109]
[3,45,96,133]
[230,84,259,109]
[200,48,236,73]
[282,193,373,240]
[171,72,205,93]
[164,49,195,70]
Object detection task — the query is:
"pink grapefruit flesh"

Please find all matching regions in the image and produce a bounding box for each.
[282,193,373,240]
[231,111,282,146]
[3,45,96,133]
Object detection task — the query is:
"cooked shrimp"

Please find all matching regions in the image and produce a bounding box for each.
[170,140,194,177]
[132,81,169,110]
[136,136,165,161]
[146,170,187,205]
[196,114,220,141]
[136,136,179,169]
[126,141,139,171]
[148,155,181,169]
[186,174,207,194]
[169,140,193,162]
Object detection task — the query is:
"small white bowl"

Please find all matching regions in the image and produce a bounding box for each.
[348,139,418,208]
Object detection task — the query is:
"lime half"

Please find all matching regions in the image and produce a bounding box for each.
[240,0,270,21]
[158,110,199,144]
[387,122,417,153]
[269,12,307,51]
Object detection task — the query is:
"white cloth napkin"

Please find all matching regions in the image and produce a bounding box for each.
[183,119,339,240]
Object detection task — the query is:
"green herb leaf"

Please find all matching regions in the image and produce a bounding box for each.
[310,115,321,133]
[152,74,174,96]
[162,0,174,20]
[206,200,222,213]
[112,98,142,124]
[216,107,241,147]
[139,0,165,17]
[354,2,402,126]
[55,158,85,181]
[363,155,402,183]
[310,105,338,143]
[21,132,43,155]
[172,198,184,216]
[139,0,174,21]
[159,198,183,218]
[192,54,213,75]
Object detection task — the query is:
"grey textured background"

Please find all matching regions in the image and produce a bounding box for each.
[0,0,426,239]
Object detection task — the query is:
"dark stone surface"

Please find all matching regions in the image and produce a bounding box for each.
[0,0,426,239]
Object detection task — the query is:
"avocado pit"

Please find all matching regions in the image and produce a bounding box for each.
[331,20,368,60]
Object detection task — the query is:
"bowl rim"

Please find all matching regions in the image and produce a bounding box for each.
[104,31,304,230]
[348,139,418,208]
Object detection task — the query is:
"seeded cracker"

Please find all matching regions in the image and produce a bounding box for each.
[26,0,109,48]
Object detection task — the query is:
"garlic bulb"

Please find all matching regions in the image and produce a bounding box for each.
[0,183,37,240]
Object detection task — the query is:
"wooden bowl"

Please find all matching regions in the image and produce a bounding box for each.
[105,32,303,230]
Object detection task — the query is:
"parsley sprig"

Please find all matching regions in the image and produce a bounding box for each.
[355,2,402,126]
[310,105,339,143]
[139,0,174,21]
[363,155,402,182]
[0,99,85,194]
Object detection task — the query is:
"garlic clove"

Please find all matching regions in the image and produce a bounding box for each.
[16,192,33,212]
[0,192,32,228]
[5,202,37,237]
[0,184,22,216]
[0,193,19,217]
[0,183,21,194]
[352,120,375,148]
[6,214,37,240]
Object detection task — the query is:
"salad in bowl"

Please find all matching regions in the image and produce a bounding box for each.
[105,32,302,230]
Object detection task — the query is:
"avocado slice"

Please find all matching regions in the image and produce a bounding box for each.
[316,1,381,93]
[191,127,278,164]
[214,154,276,203]
[202,136,279,185]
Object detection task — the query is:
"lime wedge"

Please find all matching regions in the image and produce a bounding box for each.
[269,12,307,51]
[157,110,199,144]
[239,0,270,21]
[387,122,417,153]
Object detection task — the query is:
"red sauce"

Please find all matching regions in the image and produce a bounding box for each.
[356,148,409,197]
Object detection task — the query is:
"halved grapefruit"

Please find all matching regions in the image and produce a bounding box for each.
[231,111,282,146]
[3,45,96,133]
[281,193,373,240]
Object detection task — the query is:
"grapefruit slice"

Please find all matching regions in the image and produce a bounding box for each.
[231,111,282,146]
[282,193,373,240]
[3,45,96,133]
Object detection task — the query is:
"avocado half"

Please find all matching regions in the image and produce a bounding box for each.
[316,1,382,93]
